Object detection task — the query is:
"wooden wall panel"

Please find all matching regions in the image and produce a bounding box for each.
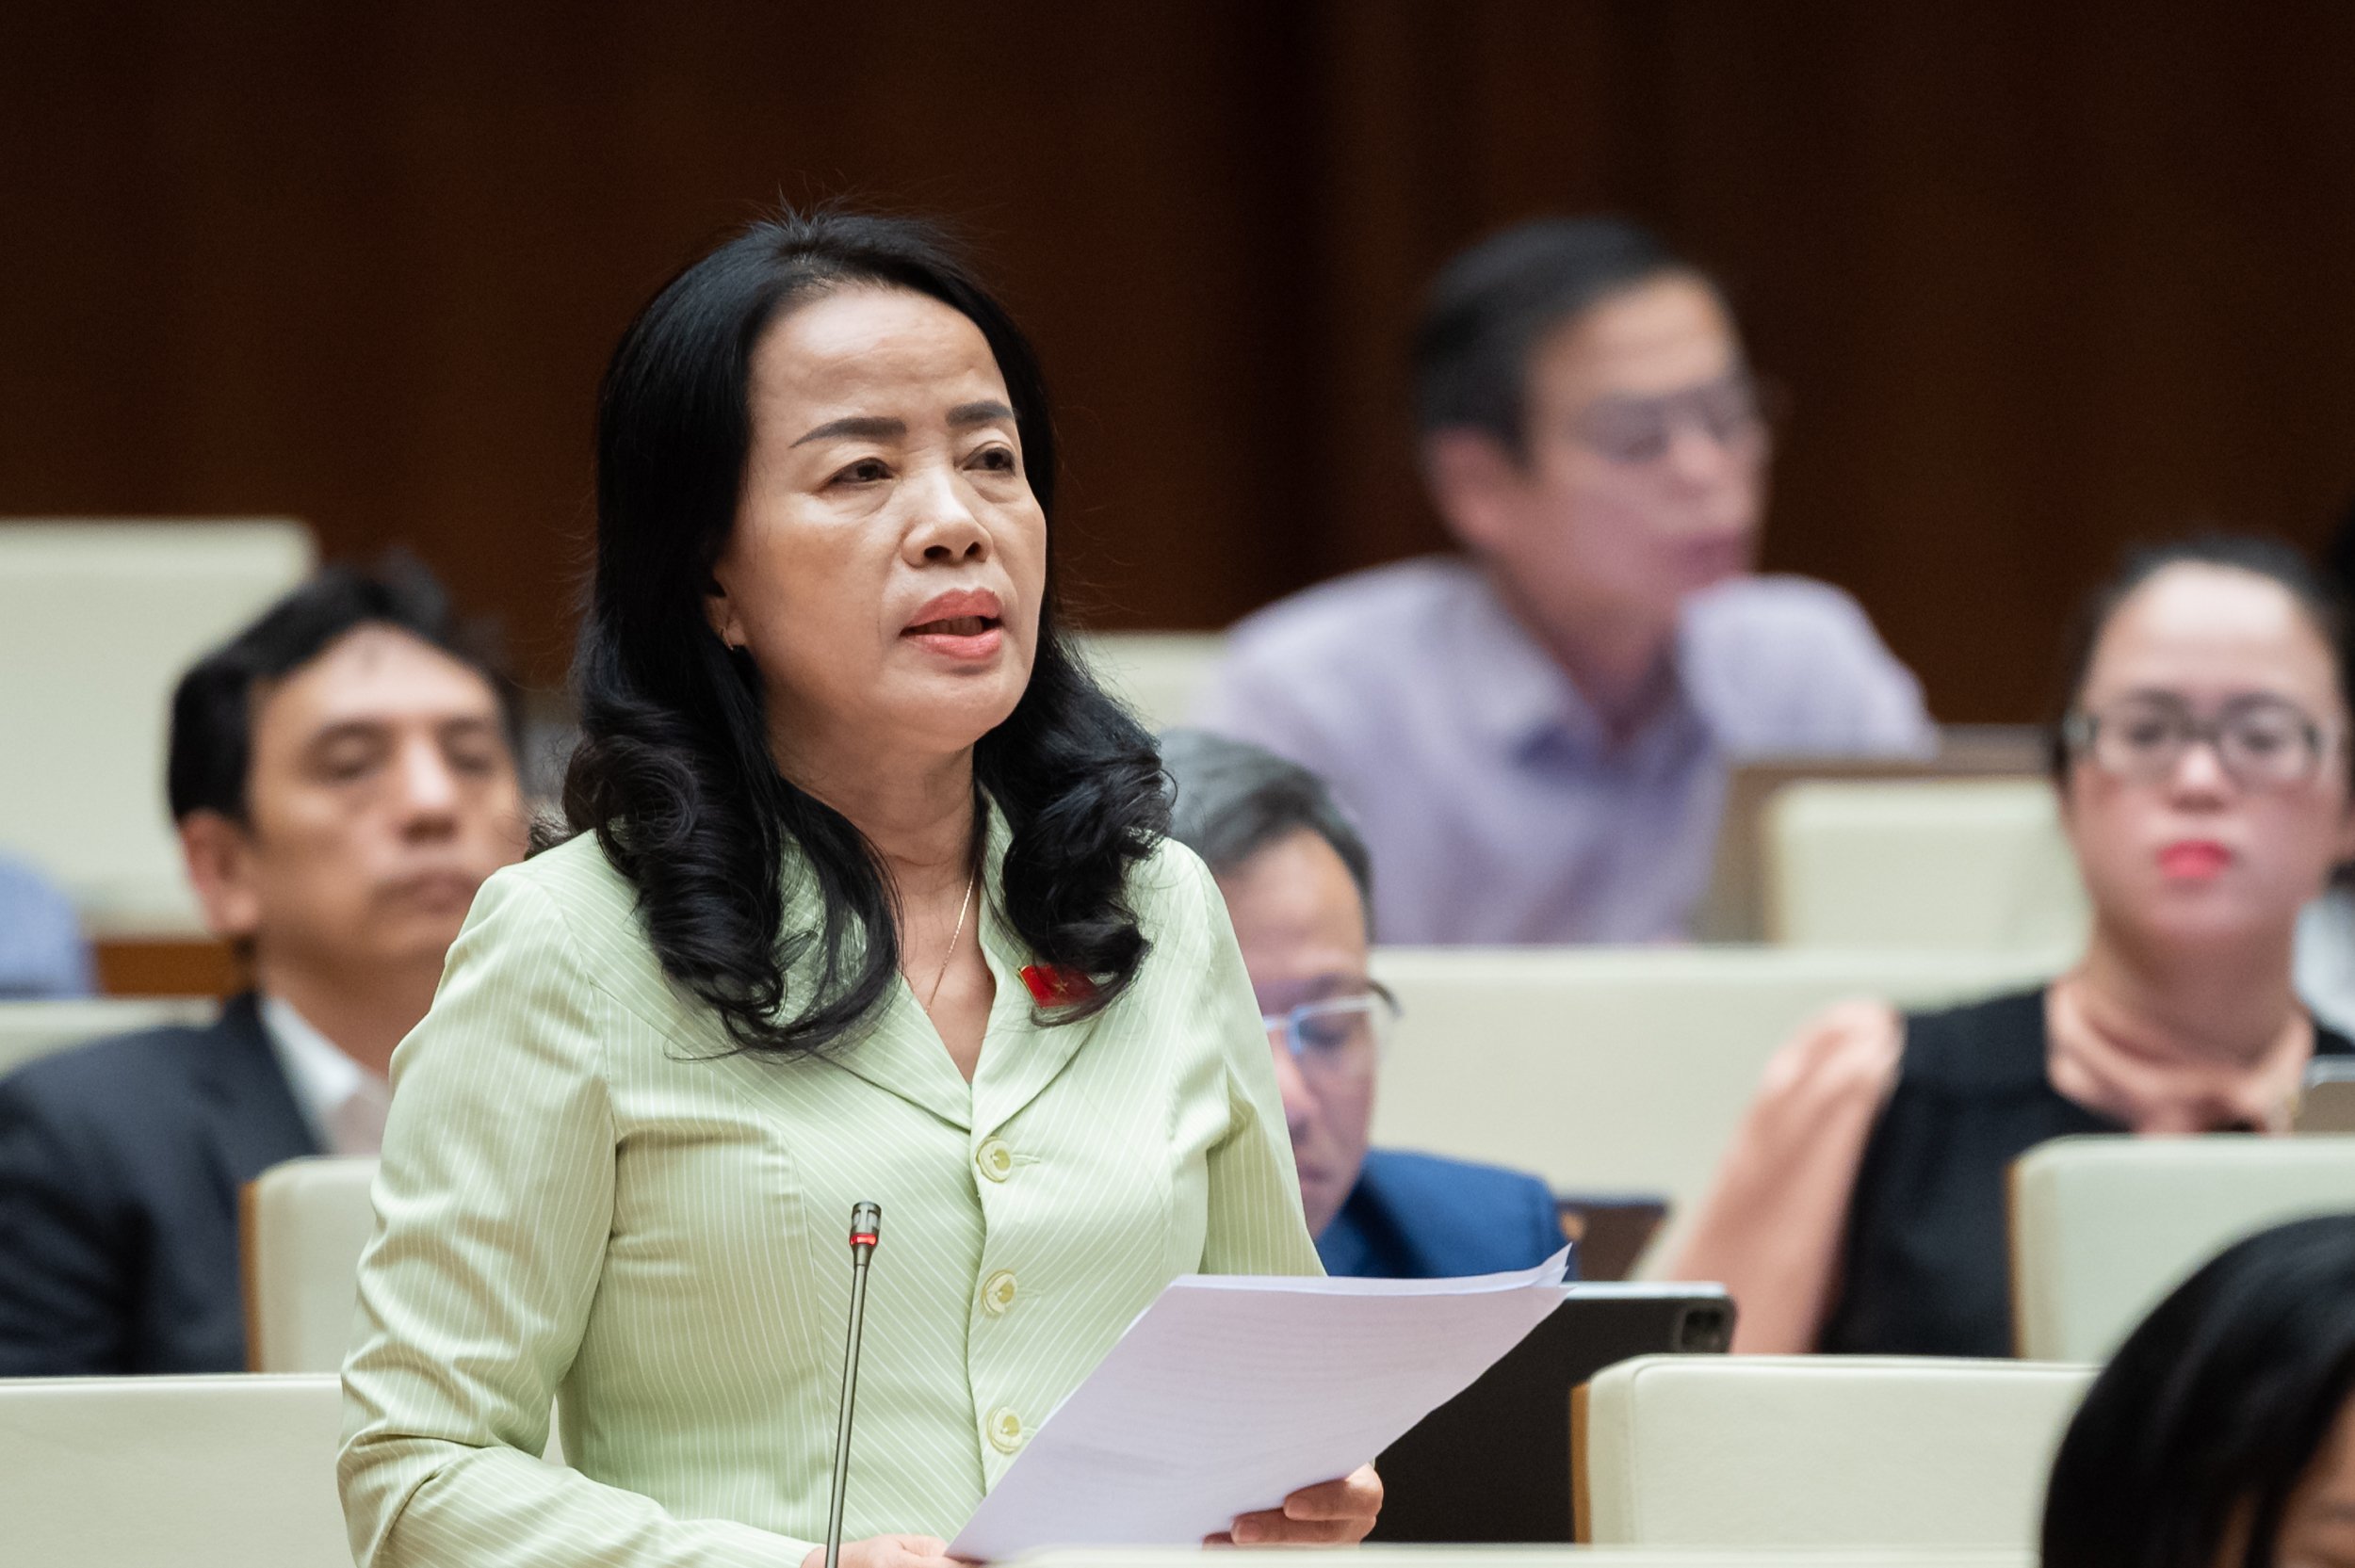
[0,1,1324,671]
[1637,2,2355,719]
[4,1,2353,722]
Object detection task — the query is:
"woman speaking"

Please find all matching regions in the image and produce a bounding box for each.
[339,211,1379,1567]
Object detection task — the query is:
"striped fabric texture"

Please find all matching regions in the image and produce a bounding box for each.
[339,805,1321,1567]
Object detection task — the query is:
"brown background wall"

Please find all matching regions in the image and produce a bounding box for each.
[6,1,2353,721]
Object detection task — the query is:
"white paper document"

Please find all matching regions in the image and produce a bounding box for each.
[948,1245,1574,1561]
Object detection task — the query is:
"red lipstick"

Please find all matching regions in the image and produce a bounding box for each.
[2156,840,2233,881]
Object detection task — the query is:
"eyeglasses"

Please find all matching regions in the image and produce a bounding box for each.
[1262,983,1401,1086]
[1569,372,1772,466]
[2062,694,2341,789]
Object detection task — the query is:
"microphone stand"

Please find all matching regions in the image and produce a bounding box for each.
[825,1202,883,1568]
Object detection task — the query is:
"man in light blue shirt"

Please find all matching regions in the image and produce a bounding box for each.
[1197,217,1932,944]
[0,855,92,998]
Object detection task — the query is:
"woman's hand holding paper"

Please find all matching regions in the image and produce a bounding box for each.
[1209,1464,1383,1546]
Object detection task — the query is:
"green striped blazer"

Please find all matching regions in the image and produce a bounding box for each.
[339,807,1320,1567]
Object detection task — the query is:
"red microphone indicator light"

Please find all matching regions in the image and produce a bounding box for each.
[827,1200,885,1568]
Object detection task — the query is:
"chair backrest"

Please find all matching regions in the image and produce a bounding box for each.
[0,1372,348,1568]
[243,1155,381,1373]
[0,520,315,934]
[1694,733,2049,941]
[241,1156,579,1462]
[1761,777,2088,952]
[1368,946,2062,1271]
[1071,630,1226,734]
[2011,1134,2355,1362]
[0,996,214,1079]
[1574,1354,2093,1546]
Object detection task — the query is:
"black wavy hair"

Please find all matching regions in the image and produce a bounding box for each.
[2047,532,2355,789]
[2041,1212,2355,1568]
[169,552,521,824]
[554,208,1166,1058]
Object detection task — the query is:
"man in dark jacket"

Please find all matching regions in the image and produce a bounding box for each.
[0,558,527,1374]
[1161,728,1569,1279]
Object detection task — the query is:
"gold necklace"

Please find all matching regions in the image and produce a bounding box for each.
[924,865,979,1011]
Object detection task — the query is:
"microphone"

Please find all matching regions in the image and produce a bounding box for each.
[824,1202,883,1568]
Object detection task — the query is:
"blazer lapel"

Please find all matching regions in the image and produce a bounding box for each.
[788,796,1109,1136]
[969,893,1102,1142]
[823,988,974,1132]
[1311,1167,1389,1279]
[778,864,974,1131]
[195,994,322,1201]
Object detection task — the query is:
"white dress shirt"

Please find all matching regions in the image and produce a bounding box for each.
[261,994,389,1156]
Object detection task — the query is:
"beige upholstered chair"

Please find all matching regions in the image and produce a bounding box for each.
[1696,734,2050,941]
[1573,1354,2092,1546]
[1071,630,1226,734]
[0,519,314,934]
[2011,1134,2355,1362]
[241,1156,568,1463]
[0,996,213,1079]
[0,1372,348,1568]
[1369,946,2061,1272]
[1762,777,2088,953]
[243,1155,381,1374]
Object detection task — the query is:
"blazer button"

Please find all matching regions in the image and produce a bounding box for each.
[982,1270,1017,1317]
[987,1407,1025,1454]
[977,1138,1015,1182]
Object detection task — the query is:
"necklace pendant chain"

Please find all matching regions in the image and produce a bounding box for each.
[924,865,979,1011]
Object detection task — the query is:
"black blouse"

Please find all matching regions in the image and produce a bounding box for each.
[1816,988,2355,1358]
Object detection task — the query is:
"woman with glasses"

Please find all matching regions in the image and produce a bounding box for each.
[1670,536,2355,1355]
[1160,729,1567,1280]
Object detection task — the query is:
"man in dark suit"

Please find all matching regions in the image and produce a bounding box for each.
[1161,729,1568,1279]
[1312,1148,1568,1281]
[0,559,528,1374]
